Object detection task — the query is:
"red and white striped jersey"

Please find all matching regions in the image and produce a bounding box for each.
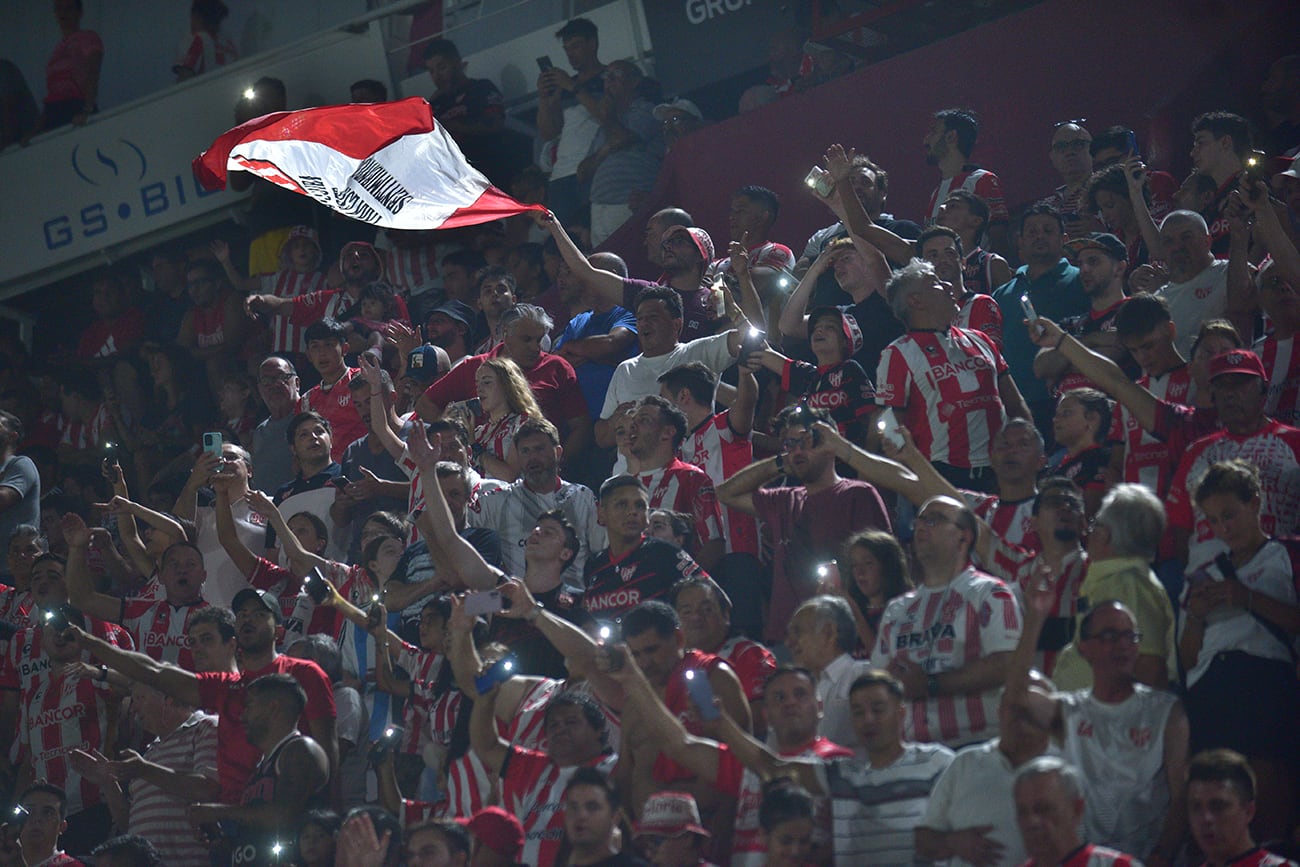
[1256,333,1300,427]
[0,586,33,628]
[705,241,797,284]
[261,270,325,354]
[876,326,1009,469]
[956,293,1004,350]
[502,745,619,867]
[680,411,759,555]
[982,544,1088,675]
[505,678,621,753]
[396,641,443,754]
[871,567,1022,745]
[127,711,219,867]
[968,492,1040,555]
[1107,364,1195,496]
[57,402,110,453]
[716,736,852,867]
[637,458,724,546]
[1194,849,1298,867]
[927,168,1009,224]
[120,598,209,669]
[1023,843,1145,867]
[0,622,134,696]
[20,671,112,815]
[1166,420,1300,567]
[714,636,777,704]
[424,686,499,817]
[473,412,526,477]
[377,236,441,297]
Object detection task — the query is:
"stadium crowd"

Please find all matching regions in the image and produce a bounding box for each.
[3,3,1300,867]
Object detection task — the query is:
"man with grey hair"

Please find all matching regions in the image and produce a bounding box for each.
[415,303,591,461]
[251,355,301,493]
[1153,210,1249,357]
[877,258,1028,492]
[785,594,874,746]
[1051,484,1176,691]
[872,495,1023,747]
[1014,756,1143,867]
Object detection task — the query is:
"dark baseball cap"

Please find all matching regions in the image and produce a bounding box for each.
[406,346,444,383]
[424,299,475,330]
[1064,233,1127,262]
[231,588,282,623]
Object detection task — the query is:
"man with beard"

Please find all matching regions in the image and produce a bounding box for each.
[467,417,603,589]
[184,674,330,865]
[470,266,516,354]
[1032,234,1134,396]
[421,300,475,369]
[717,406,891,645]
[246,242,410,335]
[71,588,336,805]
[923,108,1011,258]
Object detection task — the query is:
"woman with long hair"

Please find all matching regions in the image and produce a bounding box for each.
[463,357,542,481]
[838,529,912,657]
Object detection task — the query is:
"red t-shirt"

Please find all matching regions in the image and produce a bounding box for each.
[76,310,145,360]
[196,655,336,803]
[299,367,368,461]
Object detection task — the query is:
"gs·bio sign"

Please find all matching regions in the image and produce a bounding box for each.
[643,0,794,94]
[41,137,221,252]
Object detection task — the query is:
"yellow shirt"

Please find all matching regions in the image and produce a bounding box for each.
[1051,556,1176,691]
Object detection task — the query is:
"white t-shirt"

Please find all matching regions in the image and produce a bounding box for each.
[195,500,269,609]
[921,738,1027,867]
[601,332,735,475]
[1157,260,1230,357]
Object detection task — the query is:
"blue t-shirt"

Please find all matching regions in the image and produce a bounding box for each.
[554,306,638,418]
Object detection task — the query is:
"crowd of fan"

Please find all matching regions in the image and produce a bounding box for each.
[4,3,1300,867]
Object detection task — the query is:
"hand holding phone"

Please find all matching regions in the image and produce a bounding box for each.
[474,655,517,695]
[202,431,223,460]
[683,669,721,721]
[463,590,506,616]
[1020,294,1044,336]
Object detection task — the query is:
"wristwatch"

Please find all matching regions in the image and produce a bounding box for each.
[524,601,545,624]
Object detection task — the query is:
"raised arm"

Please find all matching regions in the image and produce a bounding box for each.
[212,481,259,579]
[62,514,126,625]
[211,240,262,294]
[715,454,781,516]
[244,489,329,575]
[408,432,500,592]
[1028,317,1161,432]
[725,242,768,330]
[73,627,201,707]
[172,451,222,522]
[538,211,626,310]
[824,144,910,274]
[468,681,509,776]
[1124,158,1165,262]
[777,247,832,340]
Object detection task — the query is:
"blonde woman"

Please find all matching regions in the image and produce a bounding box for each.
[461,357,542,481]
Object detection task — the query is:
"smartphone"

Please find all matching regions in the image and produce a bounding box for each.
[474,655,517,695]
[103,441,120,468]
[877,409,905,450]
[465,398,482,417]
[803,166,834,198]
[463,590,506,617]
[304,568,331,605]
[42,606,72,635]
[536,56,554,72]
[1125,129,1139,156]
[1020,294,1044,336]
[202,431,223,460]
[738,326,765,367]
[603,643,626,672]
[683,669,721,721]
[793,405,821,446]
[366,725,404,764]
[330,476,352,492]
[1242,150,1269,197]
[6,804,28,829]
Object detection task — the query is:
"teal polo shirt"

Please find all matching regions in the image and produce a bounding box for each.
[992,258,1087,404]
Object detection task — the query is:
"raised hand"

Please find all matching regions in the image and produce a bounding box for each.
[824,143,856,184]
[407,428,443,476]
[243,489,278,519]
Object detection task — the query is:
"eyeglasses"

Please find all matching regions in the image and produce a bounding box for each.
[915,512,958,528]
[1051,139,1091,153]
[1083,629,1141,645]
[1053,117,1087,128]
[258,374,295,386]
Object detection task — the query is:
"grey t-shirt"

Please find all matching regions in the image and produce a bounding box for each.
[0,454,39,553]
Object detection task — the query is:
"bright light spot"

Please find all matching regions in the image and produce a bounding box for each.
[243,88,256,100]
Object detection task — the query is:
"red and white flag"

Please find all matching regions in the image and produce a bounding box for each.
[193,97,541,229]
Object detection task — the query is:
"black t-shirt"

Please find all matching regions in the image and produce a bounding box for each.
[583,536,705,619]
[842,293,905,375]
[489,583,585,678]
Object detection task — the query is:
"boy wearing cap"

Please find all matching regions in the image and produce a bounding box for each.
[634,791,715,867]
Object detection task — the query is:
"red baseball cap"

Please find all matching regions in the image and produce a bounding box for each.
[1207,349,1266,381]
[459,806,523,860]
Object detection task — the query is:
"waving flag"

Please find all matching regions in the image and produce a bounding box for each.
[193,97,542,229]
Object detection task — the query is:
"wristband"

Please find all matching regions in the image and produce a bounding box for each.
[1054,332,1067,350]
[97,665,109,684]
[524,602,544,624]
